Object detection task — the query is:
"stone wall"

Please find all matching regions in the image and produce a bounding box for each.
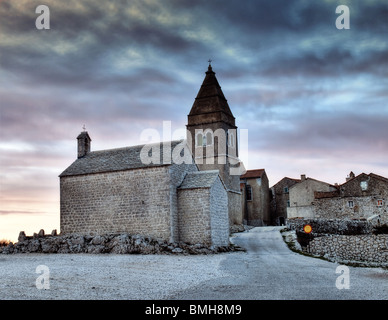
[168,163,198,241]
[228,190,242,225]
[287,218,373,235]
[177,176,229,246]
[210,177,230,247]
[307,234,388,266]
[178,188,212,245]
[314,196,388,224]
[286,218,388,266]
[287,178,337,219]
[60,166,173,241]
[0,230,239,255]
[243,175,270,226]
[270,177,300,225]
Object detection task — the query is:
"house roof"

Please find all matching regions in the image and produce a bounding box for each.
[240,169,265,180]
[291,176,337,188]
[59,140,189,177]
[178,170,222,190]
[369,173,388,183]
[339,172,388,186]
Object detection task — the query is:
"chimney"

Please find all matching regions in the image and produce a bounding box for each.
[346,171,355,182]
[301,174,306,181]
[77,131,91,158]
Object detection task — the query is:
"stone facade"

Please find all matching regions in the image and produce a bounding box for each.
[314,172,388,224]
[240,169,270,226]
[287,175,337,219]
[270,177,301,225]
[178,172,229,246]
[60,166,175,241]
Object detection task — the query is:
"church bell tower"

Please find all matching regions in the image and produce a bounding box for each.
[186,63,242,224]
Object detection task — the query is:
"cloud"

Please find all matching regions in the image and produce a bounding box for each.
[0,0,387,225]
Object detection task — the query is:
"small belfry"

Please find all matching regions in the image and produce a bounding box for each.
[77,130,91,158]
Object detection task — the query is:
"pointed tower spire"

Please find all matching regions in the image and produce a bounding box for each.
[188,64,235,127]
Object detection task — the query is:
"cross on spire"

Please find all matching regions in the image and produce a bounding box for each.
[208,59,212,66]
[82,124,86,132]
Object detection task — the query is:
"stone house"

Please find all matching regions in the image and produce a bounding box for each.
[287,175,337,219]
[314,172,388,224]
[240,169,270,226]
[59,64,243,246]
[270,177,301,225]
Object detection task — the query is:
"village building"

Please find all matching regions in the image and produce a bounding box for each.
[287,175,337,219]
[59,64,243,246]
[240,169,270,226]
[270,177,301,225]
[314,172,388,224]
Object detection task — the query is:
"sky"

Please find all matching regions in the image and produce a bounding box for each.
[0,0,387,242]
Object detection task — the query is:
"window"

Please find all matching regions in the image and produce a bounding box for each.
[206,131,213,146]
[284,187,289,194]
[287,200,290,207]
[196,133,203,147]
[228,131,235,147]
[347,200,354,208]
[246,185,252,201]
[196,131,213,147]
[360,181,368,191]
[377,199,383,207]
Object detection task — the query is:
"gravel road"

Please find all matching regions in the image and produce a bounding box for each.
[1,227,387,300]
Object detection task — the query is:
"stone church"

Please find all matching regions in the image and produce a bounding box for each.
[60,64,243,247]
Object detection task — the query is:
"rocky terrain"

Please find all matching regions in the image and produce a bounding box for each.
[0,229,243,255]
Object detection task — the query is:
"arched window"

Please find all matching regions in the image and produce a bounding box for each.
[196,133,203,147]
[205,131,213,146]
[196,130,213,147]
[228,132,235,147]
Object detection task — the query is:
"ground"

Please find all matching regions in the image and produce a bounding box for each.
[0,227,387,300]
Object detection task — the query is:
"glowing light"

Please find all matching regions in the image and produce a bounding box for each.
[303,224,312,234]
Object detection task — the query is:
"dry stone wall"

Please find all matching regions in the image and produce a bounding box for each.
[307,234,388,266]
[0,230,240,255]
[287,218,388,266]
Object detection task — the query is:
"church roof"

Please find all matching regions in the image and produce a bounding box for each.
[188,64,235,127]
[59,140,187,177]
[178,170,223,190]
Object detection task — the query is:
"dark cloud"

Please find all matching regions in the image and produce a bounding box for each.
[0,0,387,220]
